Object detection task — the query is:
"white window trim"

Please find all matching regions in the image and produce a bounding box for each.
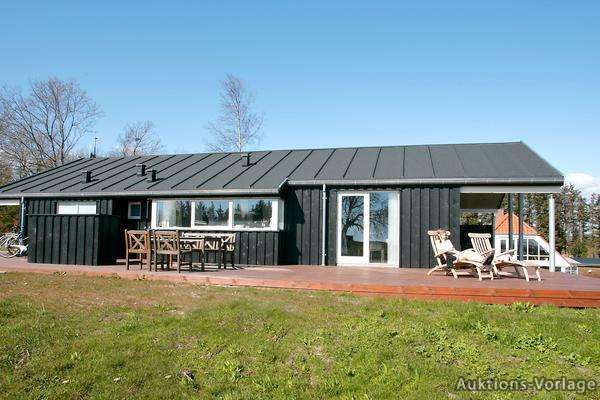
[127,201,142,220]
[57,201,97,215]
[335,191,400,267]
[150,198,283,232]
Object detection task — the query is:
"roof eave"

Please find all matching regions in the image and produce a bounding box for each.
[0,188,281,199]
[287,177,565,186]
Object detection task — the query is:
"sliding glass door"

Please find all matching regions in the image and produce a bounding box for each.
[337,192,399,266]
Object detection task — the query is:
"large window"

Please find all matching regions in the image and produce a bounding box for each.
[151,198,282,231]
[57,201,97,215]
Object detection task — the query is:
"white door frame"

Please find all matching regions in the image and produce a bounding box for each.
[336,191,399,267]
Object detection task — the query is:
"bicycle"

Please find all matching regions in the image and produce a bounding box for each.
[0,231,28,258]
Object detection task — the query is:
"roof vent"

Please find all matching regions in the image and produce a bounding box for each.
[146,169,157,182]
[136,163,146,176]
[241,153,251,167]
[81,170,92,183]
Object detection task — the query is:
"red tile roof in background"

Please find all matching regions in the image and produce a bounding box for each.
[495,213,537,235]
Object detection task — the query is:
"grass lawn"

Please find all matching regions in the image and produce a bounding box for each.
[0,272,599,399]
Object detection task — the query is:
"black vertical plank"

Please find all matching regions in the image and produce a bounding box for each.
[27,215,37,262]
[439,188,450,230]
[76,216,85,265]
[296,188,304,264]
[429,188,440,229]
[449,187,461,249]
[240,232,248,264]
[400,188,411,267]
[52,216,61,264]
[394,189,402,267]
[265,232,274,265]
[318,186,324,265]
[247,232,255,265]
[301,188,311,265]
[327,188,337,266]
[68,216,77,264]
[419,189,430,267]
[428,188,440,266]
[60,217,69,264]
[310,188,320,265]
[44,216,53,263]
[410,188,421,267]
[234,233,241,265]
[273,232,280,265]
[255,232,263,265]
[85,216,93,265]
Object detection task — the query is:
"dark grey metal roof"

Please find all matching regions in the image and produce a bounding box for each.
[0,141,564,198]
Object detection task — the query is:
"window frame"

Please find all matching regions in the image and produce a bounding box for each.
[127,201,142,220]
[56,201,97,215]
[150,198,283,231]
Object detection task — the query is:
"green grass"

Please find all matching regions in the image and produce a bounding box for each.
[0,272,598,399]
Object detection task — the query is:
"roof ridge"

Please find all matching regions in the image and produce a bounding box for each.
[68,141,524,160]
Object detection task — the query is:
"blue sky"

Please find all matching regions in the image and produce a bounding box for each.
[1,1,599,190]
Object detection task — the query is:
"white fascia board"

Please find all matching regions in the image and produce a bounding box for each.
[0,199,20,206]
[460,185,562,194]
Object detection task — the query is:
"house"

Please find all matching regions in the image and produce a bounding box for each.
[493,212,573,270]
[0,141,564,269]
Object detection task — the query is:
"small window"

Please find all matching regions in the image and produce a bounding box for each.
[57,201,97,215]
[128,202,142,220]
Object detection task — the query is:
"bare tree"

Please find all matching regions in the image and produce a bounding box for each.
[0,77,102,177]
[205,74,264,152]
[110,121,164,156]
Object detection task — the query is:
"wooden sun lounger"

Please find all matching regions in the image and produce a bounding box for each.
[427,230,493,281]
[468,233,541,282]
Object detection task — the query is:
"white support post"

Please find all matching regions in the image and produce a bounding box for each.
[549,194,556,272]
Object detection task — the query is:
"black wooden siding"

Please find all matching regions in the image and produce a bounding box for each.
[326,187,460,267]
[27,198,114,215]
[194,231,282,266]
[26,198,283,266]
[23,186,459,268]
[283,187,323,265]
[27,214,120,265]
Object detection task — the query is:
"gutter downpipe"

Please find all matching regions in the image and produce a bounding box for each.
[19,197,26,245]
[321,184,327,266]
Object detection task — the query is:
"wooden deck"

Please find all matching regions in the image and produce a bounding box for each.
[1,257,599,308]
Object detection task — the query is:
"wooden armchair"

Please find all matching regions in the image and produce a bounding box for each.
[468,233,541,282]
[203,236,222,268]
[153,230,193,273]
[125,230,151,270]
[220,233,236,269]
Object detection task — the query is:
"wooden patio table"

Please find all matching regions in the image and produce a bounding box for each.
[150,231,234,271]
[181,232,234,269]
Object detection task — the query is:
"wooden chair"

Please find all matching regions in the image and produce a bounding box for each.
[203,236,222,268]
[468,233,541,282]
[124,230,151,270]
[427,229,493,280]
[181,231,205,271]
[153,230,193,273]
[220,233,236,269]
